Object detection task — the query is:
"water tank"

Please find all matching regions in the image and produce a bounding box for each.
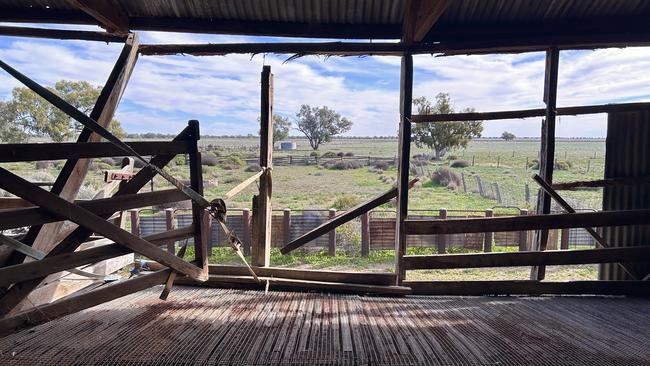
[280,141,297,150]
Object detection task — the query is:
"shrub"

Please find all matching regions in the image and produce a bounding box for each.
[430,167,462,188]
[201,155,219,166]
[245,164,260,172]
[331,195,360,210]
[554,160,572,171]
[34,161,54,170]
[321,151,336,158]
[344,152,354,157]
[29,171,55,183]
[219,155,246,170]
[336,152,345,157]
[323,160,363,170]
[100,157,116,166]
[371,160,392,170]
[450,160,470,168]
[76,185,97,200]
[446,154,458,160]
[310,151,320,157]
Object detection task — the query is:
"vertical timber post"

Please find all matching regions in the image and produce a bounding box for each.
[361,212,370,257]
[483,209,494,252]
[395,53,413,285]
[130,209,140,236]
[165,208,175,252]
[283,209,292,245]
[328,209,337,256]
[187,120,207,274]
[531,47,559,280]
[253,65,273,267]
[518,209,528,251]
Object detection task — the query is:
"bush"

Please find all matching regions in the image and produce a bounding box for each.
[371,160,393,170]
[331,195,360,210]
[323,160,363,170]
[245,164,260,172]
[29,171,55,183]
[310,151,320,157]
[100,157,116,166]
[446,154,458,160]
[336,152,345,157]
[344,152,354,157]
[34,161,54,170]
[554,160,572,171]
[321,151,336,158]
[76,185,97,200]
[430,167,462,188]
[201,155,219,166]
[219,155,246,170]
[450,160,470,168]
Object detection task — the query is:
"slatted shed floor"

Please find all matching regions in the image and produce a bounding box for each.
[0,286,648,365]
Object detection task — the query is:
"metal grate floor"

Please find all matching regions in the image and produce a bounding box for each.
[0,286,648,365]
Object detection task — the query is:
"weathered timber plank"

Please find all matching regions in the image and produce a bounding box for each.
[0,189,187,230]
[0,140,192,162]
[405,280,650,296]
[280,178,418,254]
[405,209,650,235]
[404,246,650,270]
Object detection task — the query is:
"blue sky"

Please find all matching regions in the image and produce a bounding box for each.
[2,24,650,137]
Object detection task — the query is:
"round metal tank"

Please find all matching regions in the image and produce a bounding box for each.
[280,141,297,150]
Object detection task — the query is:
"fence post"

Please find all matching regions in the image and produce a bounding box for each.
[476,175,484,196]
[130,209,140,236]
[518,209,528,251]
[165,208,175,252]
[525,157,529,170]
[587,159,591,173]
[560,228,570,250]
[242,208,251,256]
[461,173,467,193]
[361,212,370,257]
[525,183,531,204]
[289,155,292,165]
[438,208,447,254]
[472,155,475,166]
[483,209,493,252]
[283,208,292,245]
[328,209,337,256]
[497,156,500,168]
[493,182,502,203]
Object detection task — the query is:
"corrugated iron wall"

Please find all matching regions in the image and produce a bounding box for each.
[600,111,650,280]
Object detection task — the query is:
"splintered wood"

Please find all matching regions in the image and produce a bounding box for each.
[1,287,649,365]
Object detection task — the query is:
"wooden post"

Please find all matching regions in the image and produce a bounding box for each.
[202,212,212,255]
[438,209,447,254]
[493,182,502,203]
[187,120,207,274]
[130,209,140,236]
[560,228,570,250]
[165,208,175,252]
[476,175,484,196]
[328,209,337,256]
[518,209,528,251]
[361,212,370,257]
[253,65,273,267]
[395,53,413,285]
[472,155,475,166]
[525,183,531,204]
[242,208,251,256]
[483,209,494,252]
[283,208,292,245]
[531,47,560,280]
[497,156,500,168]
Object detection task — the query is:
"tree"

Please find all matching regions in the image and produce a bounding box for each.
[501,131,516,141]
[0,80,126,142]
[295,105,352,150]
[258,114,291,142]
[412,93,483,159]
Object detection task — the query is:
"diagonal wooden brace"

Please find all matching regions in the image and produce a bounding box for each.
[0,168,207,282]
[533,174,639,279]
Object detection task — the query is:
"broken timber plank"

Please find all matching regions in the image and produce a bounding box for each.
[280,178,418,254]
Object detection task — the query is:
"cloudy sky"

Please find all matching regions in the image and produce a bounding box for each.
[2,24,650,137]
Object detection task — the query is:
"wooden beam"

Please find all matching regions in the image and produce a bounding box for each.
[253,66,273,267]
[0,140,192,162]
[280,179,418,255]
[0,168,206,281]
[223,170,263,200]
[411,102,650,123]
[0,25,126,42]
[404,246,650,270]
[551,176,650,190]
[0,189,187,230]
[531,47,560,280]
[404,280,650,296]
[186,120,207,275]
[139,42,407,56]
[159,243,188,300]
[0,125,192,316]
[405,209,650,235]
[175,275,412,296]
[0,269,171,337]
[0,226,194,287]
[395,54,414,285]
[402,0,449,44]
[69,0,129,34]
